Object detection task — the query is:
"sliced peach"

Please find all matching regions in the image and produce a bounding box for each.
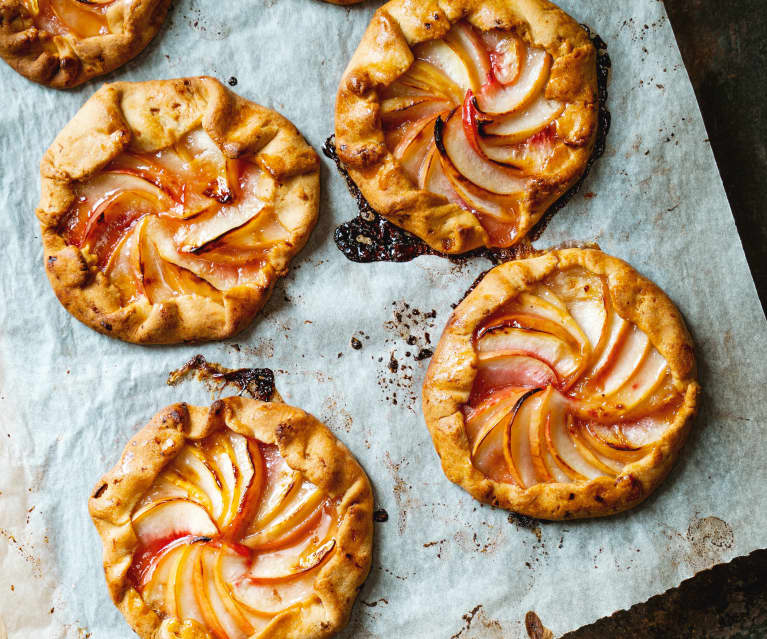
[175,446,226,523]
[477,48,551,115]
[140,543,186,608]
[161,470,214,515]
[508,293,591,357]
[419,145,464,206]
[414,38,473,89]
[444,22,491,93]
[544,392,601,480]
[38,0,108,38]
[438,110,527,195]
[471,408,519,484]
[580,422,648,464]
[175,200,268,254]
[211,546,258,636]
[393,114,442,183]
[246,539,336,584]
[482,94,564,142]
[175,543,206,625]
[594,325,650,395]
[503,388,544,487]
[467,388,528,455]
[398,60,464,103]
[567,417,622,475]
[438,152,518,223]
[480,30,524,86]
[250,471,301,533]
[476,352,559,392]
[132,499,218,546]
[477,326,581,382]
[529,388,570,483]
[193,547,229,639]
[242,489,325,550]
[382,96,454,129]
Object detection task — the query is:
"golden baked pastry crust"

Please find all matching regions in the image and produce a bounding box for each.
[0,0,170,88]
[334,0,598,254]
[422,249,700,519]
[89,396,374,639]
[38,77,320,344]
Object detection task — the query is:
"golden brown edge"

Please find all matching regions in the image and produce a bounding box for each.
[88,396,374,639]
[38,76,320,344]
[421,248,701,520]
[333,0,599,254]
[0,0,171,88]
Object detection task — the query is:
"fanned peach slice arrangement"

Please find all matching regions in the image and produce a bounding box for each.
[0,0,170,87]
[90,397,373,639]
[335,0,599,254]
[423,249,699,519]
[38,78,320,343]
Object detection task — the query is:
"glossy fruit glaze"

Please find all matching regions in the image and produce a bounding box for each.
[381,20,576,247]
[59,128,289,305]
[128,429,339,638]
[463,267,682,486]
[25,0,115,38]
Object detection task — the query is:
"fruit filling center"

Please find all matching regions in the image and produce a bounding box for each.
[127,430,340,638]
[26,0,115,38]
[381,20,572,248]
[59,128,289,305]
[463,267,683,486]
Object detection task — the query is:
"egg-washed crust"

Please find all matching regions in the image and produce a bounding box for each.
[0,0,170,88]
[89,395,374,639]
[422,249,700,520]
[335,0,598,254]
[38,77,320,344]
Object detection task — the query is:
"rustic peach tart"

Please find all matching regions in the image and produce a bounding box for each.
[0,0,169,87]
[38,78,320,344]
[422,249,700,519]
[89,396,373,639]
[335,0,599,253]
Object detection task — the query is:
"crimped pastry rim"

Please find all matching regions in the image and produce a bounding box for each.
[88,396,374,639]
[422,248,700,520]
[334,0,599,254]
[38,77,320,344]
[0,0,170,88]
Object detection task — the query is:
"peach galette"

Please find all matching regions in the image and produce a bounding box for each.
[89,396,373,639]
[38,77,320,344]
[422,249,699,519]
[0,0,169,87]
[335,0,599,254]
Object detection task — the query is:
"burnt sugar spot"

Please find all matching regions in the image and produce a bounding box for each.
[376,302,439,410]
[449,604,506,639]
[373,509,389,522]
[324,28,610,266]
[167,355,275,402]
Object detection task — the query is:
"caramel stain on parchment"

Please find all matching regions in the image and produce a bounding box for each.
[376,302,438,410]
[450,605,505,639]
[383,453,416,534]
[0,529,43,579]
[320,395,353,433]
[167,355,276,401]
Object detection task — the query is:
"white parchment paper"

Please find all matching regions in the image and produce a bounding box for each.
[1,0,766,637]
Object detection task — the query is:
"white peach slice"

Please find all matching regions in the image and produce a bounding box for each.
[398,60,464,103]
[477,48,551,115]
[467,388,527,456]
[480,30,524,85]
[414,39,474,90]
[595,326,650,395]
[477,326,581,382]
[132,499,218,545]
[418,145,464,206]
[394,115,442,183]
[529,387,570,483]
[476,352,559,390]
[482,94,563,142]
[438,152,518,222]
[439,111,527,195]
[444,22,491,93]
[544,392,601,480]
[242,489,325,550]
[174,544,207,625]
[508,293,591,355]
[382,96,454,128]
[504,389,544,487]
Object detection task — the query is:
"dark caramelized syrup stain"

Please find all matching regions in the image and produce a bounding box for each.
[167,354,275,401]
[327,27,611,266]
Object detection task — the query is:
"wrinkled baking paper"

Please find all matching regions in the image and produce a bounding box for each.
[0,0,765,637]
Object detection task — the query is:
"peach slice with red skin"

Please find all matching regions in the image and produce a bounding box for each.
[503,388,544,487]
